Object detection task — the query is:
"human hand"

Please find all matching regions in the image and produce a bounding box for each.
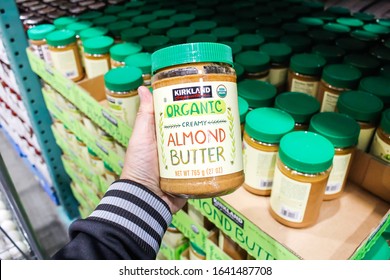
[120,86,187,213]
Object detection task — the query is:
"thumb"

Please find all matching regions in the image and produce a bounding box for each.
[137,86,154,115]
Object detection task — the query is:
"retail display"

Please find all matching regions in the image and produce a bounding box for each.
[370,108,390,164]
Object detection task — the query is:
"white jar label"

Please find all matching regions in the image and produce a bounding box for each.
[42,44,52,66]
[243,139,277,190]
[269,68,287,87]
[84,57,110,79]
[291,78,318,97]
[370,132,390,163]
[106,94,140,128]
[153,81,243,179]
[357,126,375,151]
[270,167,311,223]
[50,49,80,80]
[320,91,339,112]
[30,44,45,60]
[325,153,352,195]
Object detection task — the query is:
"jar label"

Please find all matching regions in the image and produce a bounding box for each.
[291,78,318,97]
[357,126,375,151]
[243,139,277,190]
[42,44,52,66]
[325,153,352,195]
[30,44,45,61]
[320,91,339,112]
[153,81,243,179]
[50,49,81,80]
[84,57,110,79]
[106,93,139,128]
[270,167,311,223]
[370,132,390,163]
[269,68,287,87]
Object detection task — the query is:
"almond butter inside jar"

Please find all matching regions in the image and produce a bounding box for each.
[151,43,244,198]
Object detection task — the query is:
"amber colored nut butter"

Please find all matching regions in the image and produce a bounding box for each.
[109,42,142,68]
[370,108,390,163]
[125,53,152,87]
[46,30,84,82]
[27,24,56,64]
[243,108,295,196]
[309,112,360,200]
[235,51,270,82]
[151,43,244,198]
[83,36,114,79]
[269,131,334,228]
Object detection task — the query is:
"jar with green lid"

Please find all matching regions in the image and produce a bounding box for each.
[256,27,285,43]
[238,96,248,136]
[125,1,145,9]
[121,27,150,43]
[287,53,326,98]
[359,76,390,108]
[275,91,320,131]
[117,10,142,21]
[46,30,84,82]
[317,64,362,112]
[337,90,383,151]
[92,15,117,27]
[78,11,102,21]
[243,107,295,196]
[370,108,390,163]
[27,24,56,64]
[79,27,109,42]
[83,36,114,79]
[350,30,379,45]
[211,27,240,42]
[53,16,78,29]
[363,23,390,37]
[336,17,364,29]
[233,34,264,51]
[235,51,270,82]
[67,21,93,38]
[110,42,142,68]
[88,147,105,175]
[151,43,244,198]
[166,27,196,44]
[343,54,380,77]
[312,44,346,64]
[139,35,170,53]
[107,21,133,42]
[153,9,176,19]
[190,20,217,34]
[189,242,206,260]
[132,14,158,27]
[104,5,125,15]
[237,79,277,109]
[335,37,368,54]
[102,162,119,193]
[269,131,334,228]
[280,34,312,53]
[169,13,196,27]
[260,43,292,92]
[308,29,337,44]
[104,66,143,127]
[298,17,324,29]
[124,52,152,86]
[148,19,175,35]
[187,34,218,43]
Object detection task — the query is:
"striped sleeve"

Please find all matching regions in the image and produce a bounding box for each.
[87,179,172,257]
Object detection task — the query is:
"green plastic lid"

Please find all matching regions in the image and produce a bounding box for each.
[326,6,350,16]
[166,27,196,43]
[336,17,364,28]
[125,1,146,9]
[190,20,218,32]
[260,43,292,63]
[289,53,326,75]
[256,27,285,42]
[279,131,335,173]
[221,41,242,56]
[281,23,308,34]
[93,15,118,26]
[298,17,324,27]
[352,12,375,22]
[379,108,390,134]
[363,23,390,35]
[234,34,264,50]
[280,34,312,53]
[192,8,215,19]
[381,64,390,78]
[234,63,245,81]
[104,66,143,92]
[235,51,270,73]
[153,9,176,18]
[237,79,277,108]
[139,35,170,52]
[78,11,103,21]
[343,54,380,76]
[53,16,78,30]
[170,13,195,25]
[275,92,320,124]
[110,42,142,62]
[124,52,152,74]
[187,33,218,43]
[308,29,337,43]
[337,90,384,122]
[323,22,351,34]
[46,30,76,47]
[211,27,240,41]
[103,161,115,173]
[238,96,249,123]
[104,5,125,14]
[148,19,175,35]
[151,42,233,73]
[312,44,346,64]
[121,27,150,42]
[66,21,93,35]
[245,107,295,143]
[79,27,109,41]
[322,64,362,89]
[359,76,390,105]
[371,45,390,63]
[83,36,114,54]
[107,21,133,37]
[88,147,98,157]
[377,18,390,27]
[309,112,360,147]
[312,11,337,22]
[27,24,56,40]
[132,14,158,26]
[117,10,142,20]
[335,37,367,53]
[350,29,379,42]
[190,241,206,256]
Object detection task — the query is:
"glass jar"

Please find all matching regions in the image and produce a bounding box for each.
[337,91,383,151]
[359,76,390,108]
[243,108,295,196]
[153,9,176,19]
[121,26,150,43]
[83,36,114,79]
[317,64,362,112]
[27,24,56,64]
[238,96,248,136]
[139,35,170,53]
[166,27,196,44]
[170,13,195,27]
[104,66,143,128]
[132,14,158,27]
[46,30,84,82]
[370,108,390,163]
[92,15,117,27]
[235,51,270,82]
[148,19,175,35]
[107,20,133,42]
[269,131,334,228]
[275,91,320,131]
[287,53,325,98]
[260,43,292,92]
[309,112,360,200]
[117,10,142,21]
[151,43,244,198]
[237,80,277,110]
[110,42,142,68]
[233,34,264,51]
[124,53,152,87]
[66,21,94,64]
